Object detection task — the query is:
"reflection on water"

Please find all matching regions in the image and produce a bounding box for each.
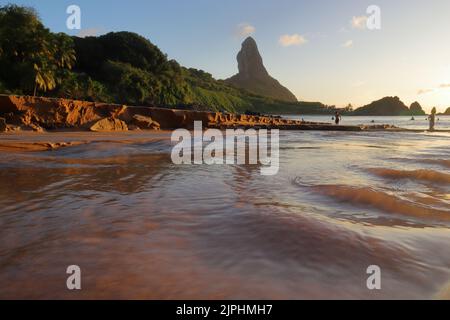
[0,129,449,299]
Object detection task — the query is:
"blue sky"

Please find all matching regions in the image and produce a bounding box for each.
[3,0,450,111]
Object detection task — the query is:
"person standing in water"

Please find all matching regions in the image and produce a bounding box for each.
[334,111,341,125]
[429,107,437,131]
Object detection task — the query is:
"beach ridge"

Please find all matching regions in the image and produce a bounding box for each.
[0,94,411,134]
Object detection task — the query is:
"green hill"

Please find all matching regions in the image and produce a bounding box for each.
[351,96,425,116]
[0,4,334,115]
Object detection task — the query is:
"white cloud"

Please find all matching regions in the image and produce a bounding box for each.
[236,23,255,38]
[418,83,450,95]
[342,40,353,48]
[279,34,307,47]
[351,15,368,29]
[418,88,434,95]
[77,28,103,38]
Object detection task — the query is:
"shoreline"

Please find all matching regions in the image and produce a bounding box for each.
[0,130,174,152]
[0,94,333,132]
[1,127,449,154]
[1,95,448,153]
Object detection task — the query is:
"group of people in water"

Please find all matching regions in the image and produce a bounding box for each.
[332,108,439,131]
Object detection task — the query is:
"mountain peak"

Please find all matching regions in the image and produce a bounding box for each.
[242,36,256,45]
[237,36,269,79]
[225,37,297,102]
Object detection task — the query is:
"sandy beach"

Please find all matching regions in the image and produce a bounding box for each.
[0,130,173,153]
[0,121,449,299]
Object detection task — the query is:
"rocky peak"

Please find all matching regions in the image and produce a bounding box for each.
[237,37,269,79]
[410,101,426,115]
[225,37,297,102]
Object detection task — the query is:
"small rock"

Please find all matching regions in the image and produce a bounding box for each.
[132,114,161,130]
[127,124,141,131]
[18,123,45,132]
[28,123,45,133]
[6,124,20,132]
[90,117,128,132]
[0,118,6,132]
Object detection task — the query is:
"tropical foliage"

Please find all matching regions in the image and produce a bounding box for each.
[0,4,335,114]
[0,5,76,95]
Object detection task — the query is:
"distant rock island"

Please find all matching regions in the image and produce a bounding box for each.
[438,107,450,115]
[225,37,298,103]
[352,96,426,116]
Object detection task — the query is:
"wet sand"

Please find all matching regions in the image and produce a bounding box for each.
[0,131,173,152]
[0,128,449,299]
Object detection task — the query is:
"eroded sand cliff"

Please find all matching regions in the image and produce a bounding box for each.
[0,95,367,132]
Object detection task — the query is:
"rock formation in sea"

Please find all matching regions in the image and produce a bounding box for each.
[439,107,450,115]
[353,96,413,116]
[0,117,6,132]
[409,102,426,115]
[225,37,297,102]
[90,117,129,132]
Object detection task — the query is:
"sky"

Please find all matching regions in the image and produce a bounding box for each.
[3,0,450,112]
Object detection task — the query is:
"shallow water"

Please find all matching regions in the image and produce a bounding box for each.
[0,123,449,299]
[289,115,450,131]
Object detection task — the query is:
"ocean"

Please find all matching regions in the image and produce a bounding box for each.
[0,116,449,299]
[289,115,450,131]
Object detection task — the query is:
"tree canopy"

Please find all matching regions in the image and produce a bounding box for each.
[0,5,75,95]
[0,4,334,114]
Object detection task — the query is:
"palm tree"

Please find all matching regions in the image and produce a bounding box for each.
[0,5,77,96]
[33,63,56,96]
[53,33,76,69]
[32,33,76,96]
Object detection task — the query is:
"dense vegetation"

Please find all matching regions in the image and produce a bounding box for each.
[3,5,434,116]
[0,4,336,114]
[0,5,75,96]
